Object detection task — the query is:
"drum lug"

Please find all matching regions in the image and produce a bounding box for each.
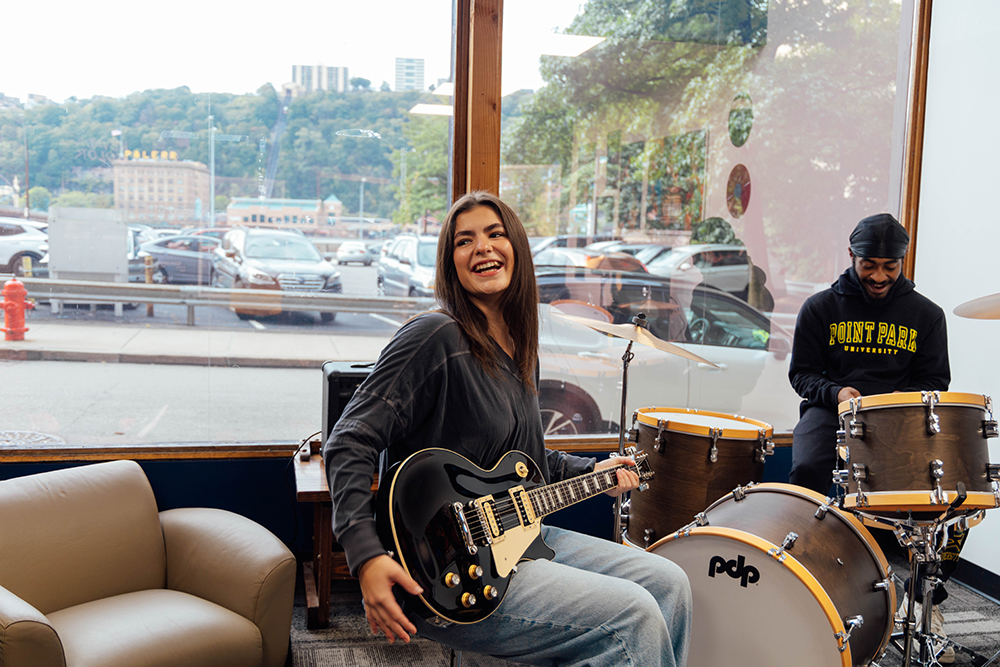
[836,428,847,445]
[922,390,942,435]
[852,463,869,483]
[756,430,773,463]
[732,485,747,501]
[695,511,709,526]
[988,463,1000,482]
[835,615,864,653]
[627,428,638,443]
[849,419,865,439]
[708,427,721,463]
[984,420,999,439]
[767,531,798,562]
[643,528,655,548]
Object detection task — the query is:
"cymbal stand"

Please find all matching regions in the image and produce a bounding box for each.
[612,314,644,544]
[858,486,998,667]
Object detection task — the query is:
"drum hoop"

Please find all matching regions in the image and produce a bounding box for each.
[843,490,1000,511]
[704,483,894,587]
[634,406,773,439]
[650,525,851,667]
[837,391,987,415]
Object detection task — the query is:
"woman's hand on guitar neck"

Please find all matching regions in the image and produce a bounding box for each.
[358,554,423,643]
[597,456,641,497]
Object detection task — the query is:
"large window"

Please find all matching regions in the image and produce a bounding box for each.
[1,0,915,446]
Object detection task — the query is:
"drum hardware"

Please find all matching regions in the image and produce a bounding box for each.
[643,528,655,547]
[848,397,866,439]
[733,484,748,501]
[756,429,774,463]
[837,428,848,445]
[655,419,667,451]
[989,464,1000,482]
[708,427,721,463]
[836,616,864,654]
[767,531,798,562]
[921,391,942,435]
[814,504,829,520]
[984,397,998,438]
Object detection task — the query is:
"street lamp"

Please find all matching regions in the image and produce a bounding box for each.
[358,177,366,239]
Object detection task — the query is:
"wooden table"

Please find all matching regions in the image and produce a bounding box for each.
[293,439,376,629]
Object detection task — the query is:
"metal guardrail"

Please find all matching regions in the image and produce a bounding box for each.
[2,274,434,326]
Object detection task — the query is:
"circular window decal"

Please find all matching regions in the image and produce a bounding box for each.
[728,93,753,147]
[726,164,752,218]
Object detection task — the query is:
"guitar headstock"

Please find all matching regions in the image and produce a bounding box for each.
[623,446,654,482]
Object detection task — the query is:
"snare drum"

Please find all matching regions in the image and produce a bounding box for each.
[838,391,1000,514]
[625,407,773,548]
[649,483,894,667]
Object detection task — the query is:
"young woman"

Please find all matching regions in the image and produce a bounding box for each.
[323,191,691,666]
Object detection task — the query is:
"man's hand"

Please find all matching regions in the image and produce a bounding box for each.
[357,554,423,644]
[597,456,640,497]
[837,386,862,404]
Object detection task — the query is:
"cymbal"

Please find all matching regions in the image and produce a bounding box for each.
[553,311,719,367]
[954,292,1000,319]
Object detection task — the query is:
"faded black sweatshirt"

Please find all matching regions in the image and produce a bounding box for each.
[788,266,950,411]
[322,312,595,576]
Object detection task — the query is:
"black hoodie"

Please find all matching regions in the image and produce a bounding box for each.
[788,266,950,411]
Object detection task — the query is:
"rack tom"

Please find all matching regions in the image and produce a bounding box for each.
[837,391,1000,515]
[624,407,773,548]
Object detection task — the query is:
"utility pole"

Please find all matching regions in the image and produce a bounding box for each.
[358,177,366,239]
[208,114,215,224]
[22,116,29,218]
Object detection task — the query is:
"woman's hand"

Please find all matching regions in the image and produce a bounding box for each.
[357,554,424,643]
[596,456,640,497]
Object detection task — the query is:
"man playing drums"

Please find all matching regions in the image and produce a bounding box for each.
[787,213,961,662]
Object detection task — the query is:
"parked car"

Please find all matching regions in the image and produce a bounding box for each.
[184,227,231,240]
[376,235,438,297]
[336,240,373,266]
[534,247,648,273]
[530,233,620,256]
[645,243,751,293]
[534,266,800,436]
[212,227,342,321]
[139,235,220,285]
[0,217,49,276]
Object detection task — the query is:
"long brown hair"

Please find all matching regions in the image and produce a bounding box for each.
[435,191,538,390]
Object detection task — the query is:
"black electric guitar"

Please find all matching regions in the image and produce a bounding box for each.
[375,446,653,625]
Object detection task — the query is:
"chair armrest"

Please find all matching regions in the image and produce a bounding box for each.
[160,508,296,667]
[0,585,65,667]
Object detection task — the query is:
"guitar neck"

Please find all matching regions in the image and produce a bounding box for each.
[527,464,627,518]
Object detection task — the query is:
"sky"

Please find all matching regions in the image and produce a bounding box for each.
[3,0,587,104]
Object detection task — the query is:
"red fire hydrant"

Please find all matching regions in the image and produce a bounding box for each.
[2,276,35,341]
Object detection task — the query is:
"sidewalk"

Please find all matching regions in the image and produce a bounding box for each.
[0,322,394,368]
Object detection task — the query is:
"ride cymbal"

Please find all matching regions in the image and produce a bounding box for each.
[553,311,719,367]
[954,292,1000,319]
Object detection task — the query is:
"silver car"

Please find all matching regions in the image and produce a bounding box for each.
[336,240,373,266]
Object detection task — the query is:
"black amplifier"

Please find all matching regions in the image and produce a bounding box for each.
[321,361,374,445]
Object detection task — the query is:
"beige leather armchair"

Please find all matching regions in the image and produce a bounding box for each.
[0,460,296,667]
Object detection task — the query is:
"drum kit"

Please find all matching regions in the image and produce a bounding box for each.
[554,293,1000,667]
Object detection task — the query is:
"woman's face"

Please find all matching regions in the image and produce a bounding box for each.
[452,205,515,309]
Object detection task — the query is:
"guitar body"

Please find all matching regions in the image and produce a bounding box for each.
[377,448,555,624]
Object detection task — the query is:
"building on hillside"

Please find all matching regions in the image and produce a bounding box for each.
[226,194,344,236]
[112,154,210,223]
[394,58,425,91]
[288,64,349,95]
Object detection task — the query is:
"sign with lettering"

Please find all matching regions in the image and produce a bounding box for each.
[123,150,178,161]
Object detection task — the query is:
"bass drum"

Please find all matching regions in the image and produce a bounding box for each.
[648,483,894,667]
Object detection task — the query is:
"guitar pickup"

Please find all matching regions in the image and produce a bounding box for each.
[508,485,536,529]
[473,497,503,541]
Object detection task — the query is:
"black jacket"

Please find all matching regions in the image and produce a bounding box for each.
[322,312,594,576]
[789,267,950,411]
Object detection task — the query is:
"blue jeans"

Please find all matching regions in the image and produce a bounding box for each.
[412,525,692,666]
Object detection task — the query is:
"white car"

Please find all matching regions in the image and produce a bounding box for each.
[535,267,801,436]
[336,241,373,266]
[0,217,48,276]
[645,243,752,294]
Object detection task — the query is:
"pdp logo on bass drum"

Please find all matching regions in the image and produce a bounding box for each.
[708,554,760,588]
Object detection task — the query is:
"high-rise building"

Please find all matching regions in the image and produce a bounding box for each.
[291,64,349,94]
[394,58,425,92]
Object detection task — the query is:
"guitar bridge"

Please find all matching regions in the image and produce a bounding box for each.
[451,502,478,556]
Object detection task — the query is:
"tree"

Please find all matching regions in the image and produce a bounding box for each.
[350,78,372,92]
[27,186,52,211]
[390,115,449,226]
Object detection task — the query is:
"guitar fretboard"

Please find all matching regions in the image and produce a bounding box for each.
[527,465,624,517]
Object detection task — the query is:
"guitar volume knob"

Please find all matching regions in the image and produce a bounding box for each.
[468,565,483,580]
[444,572,460,588]
[483,585,498,600]
[461,592,477,608]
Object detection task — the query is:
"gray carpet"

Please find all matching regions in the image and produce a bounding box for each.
[290,551,1000,667]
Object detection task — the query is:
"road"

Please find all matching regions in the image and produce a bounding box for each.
[2,359,322,444]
